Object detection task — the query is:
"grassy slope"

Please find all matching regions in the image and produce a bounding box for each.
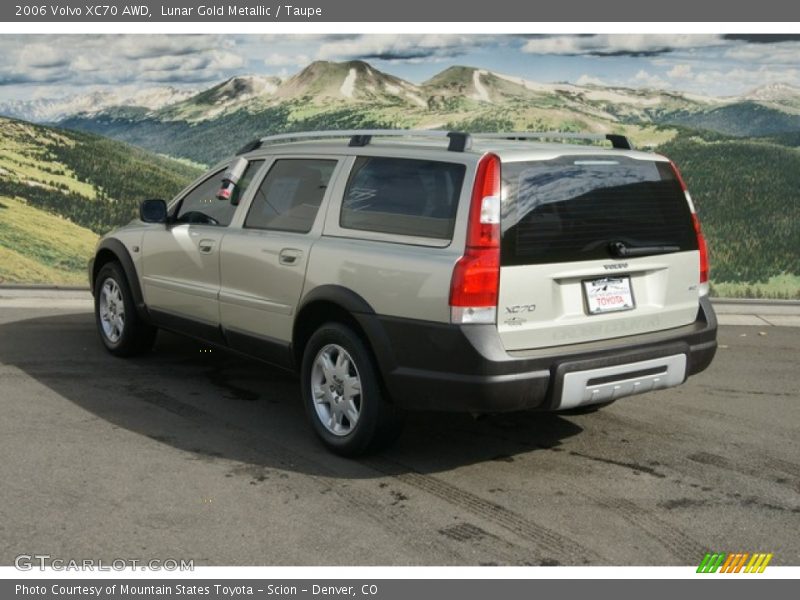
[0,116,199,284]
[0,196,98,284]
[0,120,97,198]
[711,274,800,300]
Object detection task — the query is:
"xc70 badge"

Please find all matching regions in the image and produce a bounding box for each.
[506,304,536,314]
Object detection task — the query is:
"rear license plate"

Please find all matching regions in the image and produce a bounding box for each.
[583,276,635,314]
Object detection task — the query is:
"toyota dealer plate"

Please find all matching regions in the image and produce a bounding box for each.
[583,276,635,314]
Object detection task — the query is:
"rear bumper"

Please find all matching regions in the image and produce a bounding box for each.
[356,296,717,412]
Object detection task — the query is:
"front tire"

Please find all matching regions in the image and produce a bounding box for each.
[301,322,404,456]
[94,261,157,357]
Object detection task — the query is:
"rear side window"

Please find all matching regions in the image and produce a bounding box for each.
[341,157,465,240]
[501,156,698,266]
[245,159,335,233]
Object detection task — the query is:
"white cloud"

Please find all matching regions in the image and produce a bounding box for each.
[522,34,725,56]
[0,35,245,87]
[16,44,69,69]
[576,74,607,86]
[264,53,310,66]
[315,34,493,61]
[667,64,694,79]
[114,36,228,60]
[632,69,668,88]
[724,42,800,65]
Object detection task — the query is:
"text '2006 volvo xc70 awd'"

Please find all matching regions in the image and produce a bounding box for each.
[89,130,717,456]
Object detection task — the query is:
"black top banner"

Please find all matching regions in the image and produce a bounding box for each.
[3,0,800,22]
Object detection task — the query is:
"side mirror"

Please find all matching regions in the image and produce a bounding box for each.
[139,198,167,224]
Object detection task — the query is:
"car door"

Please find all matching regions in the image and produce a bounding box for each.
[141,160,264,335]
[219,157,341,365]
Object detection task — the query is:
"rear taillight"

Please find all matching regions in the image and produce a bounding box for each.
[450,153,501,324]
[670,160,709,293]
[692,213,709,285]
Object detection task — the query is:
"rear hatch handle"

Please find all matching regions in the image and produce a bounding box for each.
[609,241,681,258]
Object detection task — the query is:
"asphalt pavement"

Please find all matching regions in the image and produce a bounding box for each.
[0,292,798,566]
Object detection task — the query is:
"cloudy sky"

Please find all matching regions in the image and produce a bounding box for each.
[1,34,799,101]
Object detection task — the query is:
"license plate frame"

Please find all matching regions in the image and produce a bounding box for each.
[583,276,635,315]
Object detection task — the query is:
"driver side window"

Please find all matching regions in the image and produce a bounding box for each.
[175,160,263,226]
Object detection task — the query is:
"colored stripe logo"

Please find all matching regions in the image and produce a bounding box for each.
[697,552,773,573]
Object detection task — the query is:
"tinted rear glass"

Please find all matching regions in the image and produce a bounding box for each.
[501,156,698,266]
[341,157,465,240]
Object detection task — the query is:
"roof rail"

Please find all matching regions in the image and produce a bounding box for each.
[236,129,634,155]
[472,132,633,150]
[247,129,472,152]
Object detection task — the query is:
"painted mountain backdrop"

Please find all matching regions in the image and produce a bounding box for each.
[1,60,798,296]
[47,61,800,165]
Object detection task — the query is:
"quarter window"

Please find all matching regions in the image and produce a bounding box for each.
[340,157,465,240]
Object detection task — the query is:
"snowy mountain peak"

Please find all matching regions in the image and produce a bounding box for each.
[744,82,800,102]
[277,60,417,103]
[199,75,281,104]
[0,86,197,122]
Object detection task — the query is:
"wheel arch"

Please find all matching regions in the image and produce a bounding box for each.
[91,238,149,321]
[292,286,390,376]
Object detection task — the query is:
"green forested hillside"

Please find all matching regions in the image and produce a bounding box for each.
[60,98,675,168]
[61,103,401,167]
[655,102,800,138]
[0,117,200,283]
[657,133,800,289]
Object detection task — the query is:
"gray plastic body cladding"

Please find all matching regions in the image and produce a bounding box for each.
[357,296,716,412]
[91,238,149,321]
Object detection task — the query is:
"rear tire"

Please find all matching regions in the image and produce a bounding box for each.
[94,261,157,357]
[301,322,404,457]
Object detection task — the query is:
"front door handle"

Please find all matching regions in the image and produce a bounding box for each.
[198,239,216,254]
[279,248,303,266]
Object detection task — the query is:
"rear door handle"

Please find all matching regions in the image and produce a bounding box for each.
[198,239,216,254]
[279,248,303,266]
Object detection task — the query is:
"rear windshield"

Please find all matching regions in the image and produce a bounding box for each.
[341,157,465,240]
[501,156,698,266]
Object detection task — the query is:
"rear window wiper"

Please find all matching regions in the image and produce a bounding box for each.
[609,241,681,258]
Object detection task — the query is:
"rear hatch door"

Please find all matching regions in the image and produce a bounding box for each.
[497,154,700,350]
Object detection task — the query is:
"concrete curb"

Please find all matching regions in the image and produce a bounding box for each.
[712,297,800,306]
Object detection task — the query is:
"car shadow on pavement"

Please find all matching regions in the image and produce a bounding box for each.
[0,312,584,478]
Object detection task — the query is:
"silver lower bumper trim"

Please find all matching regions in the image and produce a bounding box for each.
[559,353,687,409]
